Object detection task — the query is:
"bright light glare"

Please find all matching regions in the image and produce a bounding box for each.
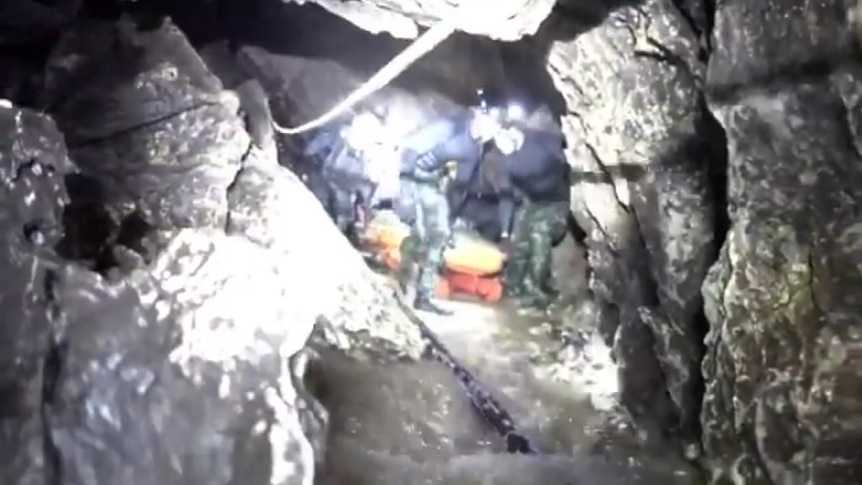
[345,112,384,150]
[472,111,503,138]
[494,127,525,155]
[506,103,525,120]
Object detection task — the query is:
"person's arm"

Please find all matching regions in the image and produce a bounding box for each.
[400,122,453,180]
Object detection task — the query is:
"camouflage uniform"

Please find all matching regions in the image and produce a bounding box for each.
[397,178,451,298]
[503,200,568,306]
[396,114,488,314]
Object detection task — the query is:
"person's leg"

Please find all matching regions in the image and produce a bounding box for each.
[540,202,570,296]
[398,229,420,292]
[520,202,568,307]
[503,202,531,298]
[397,181,424,291]
[413,184,453,315]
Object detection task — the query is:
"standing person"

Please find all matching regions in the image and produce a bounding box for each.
[303,114,381,242]
[494,125,571,308]
[396,104,507,315]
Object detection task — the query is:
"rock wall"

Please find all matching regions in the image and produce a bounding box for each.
[539,0,717,455]
[0,16,426,485]
[701,1,862,483]
[537,0,862,482]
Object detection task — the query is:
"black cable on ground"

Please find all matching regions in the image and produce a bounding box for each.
[391,288,538,455]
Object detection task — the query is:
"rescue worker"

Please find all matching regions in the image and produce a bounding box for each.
[396,104,506,315]
[446,101,531,246]
[303,116,378,242]
[493,125,571,308]
[447,140,518,244]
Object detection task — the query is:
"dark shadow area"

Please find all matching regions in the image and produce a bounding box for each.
[498,40,567,124]
[55,173,118,271]
[159,0,637,125]
[687,101,728,456]
[165,0,504,106]
[698,100,729,258]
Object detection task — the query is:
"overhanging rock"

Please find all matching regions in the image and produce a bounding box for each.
[285,0,557,40]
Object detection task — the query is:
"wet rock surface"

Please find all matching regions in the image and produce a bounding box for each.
[1,0,862,484]
[287,0,556,41]
[700,1,862,483]
[312,299,705,485]
[0,13,425,485]
[530,0,861,482]
[536,0,717,454]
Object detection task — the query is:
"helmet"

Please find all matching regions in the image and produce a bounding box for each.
[505,103,526,121]
[472,88,505,118]
[469,88,504,135]
[344,111,385,151]
[472,88,527,124]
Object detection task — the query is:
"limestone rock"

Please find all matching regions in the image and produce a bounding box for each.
[701,0,862,483]
[539,0,717,450]
[291,0,556,41]
[42,18,249,230]
[0,13,431,485]
[0,104,76,485]
[225,158,426,359]
[47,230,316,485]
[0,100,319,485]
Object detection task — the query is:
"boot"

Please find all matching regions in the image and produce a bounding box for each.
[413,293,453,316]
[504,283,523,299]
[540,283,561,301]
[517,284,552,310]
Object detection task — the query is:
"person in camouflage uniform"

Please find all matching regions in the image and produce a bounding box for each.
[396,108,504,315]
[492,125,571,308]
[503,199,569,307]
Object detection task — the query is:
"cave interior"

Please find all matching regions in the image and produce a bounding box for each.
[1,0,860,484]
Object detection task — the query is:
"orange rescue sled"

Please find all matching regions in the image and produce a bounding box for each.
[364,214,505,302]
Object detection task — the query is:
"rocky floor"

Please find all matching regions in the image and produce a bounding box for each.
[310,293,706,484]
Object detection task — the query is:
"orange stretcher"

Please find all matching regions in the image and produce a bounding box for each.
[363,216,506,302]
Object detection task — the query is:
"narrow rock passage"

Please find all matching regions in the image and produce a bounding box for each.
[420,300,607,453]
[311,289,707,484]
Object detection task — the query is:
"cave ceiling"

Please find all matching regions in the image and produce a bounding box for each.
[284,0,558,40]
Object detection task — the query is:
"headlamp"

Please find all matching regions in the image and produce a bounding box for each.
[344,111,384,151]
[506,103,525,121]
[476,88,488,111]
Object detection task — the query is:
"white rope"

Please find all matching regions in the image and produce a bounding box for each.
[271,1,482,135]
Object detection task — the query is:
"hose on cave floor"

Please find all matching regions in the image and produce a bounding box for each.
[391,288,539,455]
